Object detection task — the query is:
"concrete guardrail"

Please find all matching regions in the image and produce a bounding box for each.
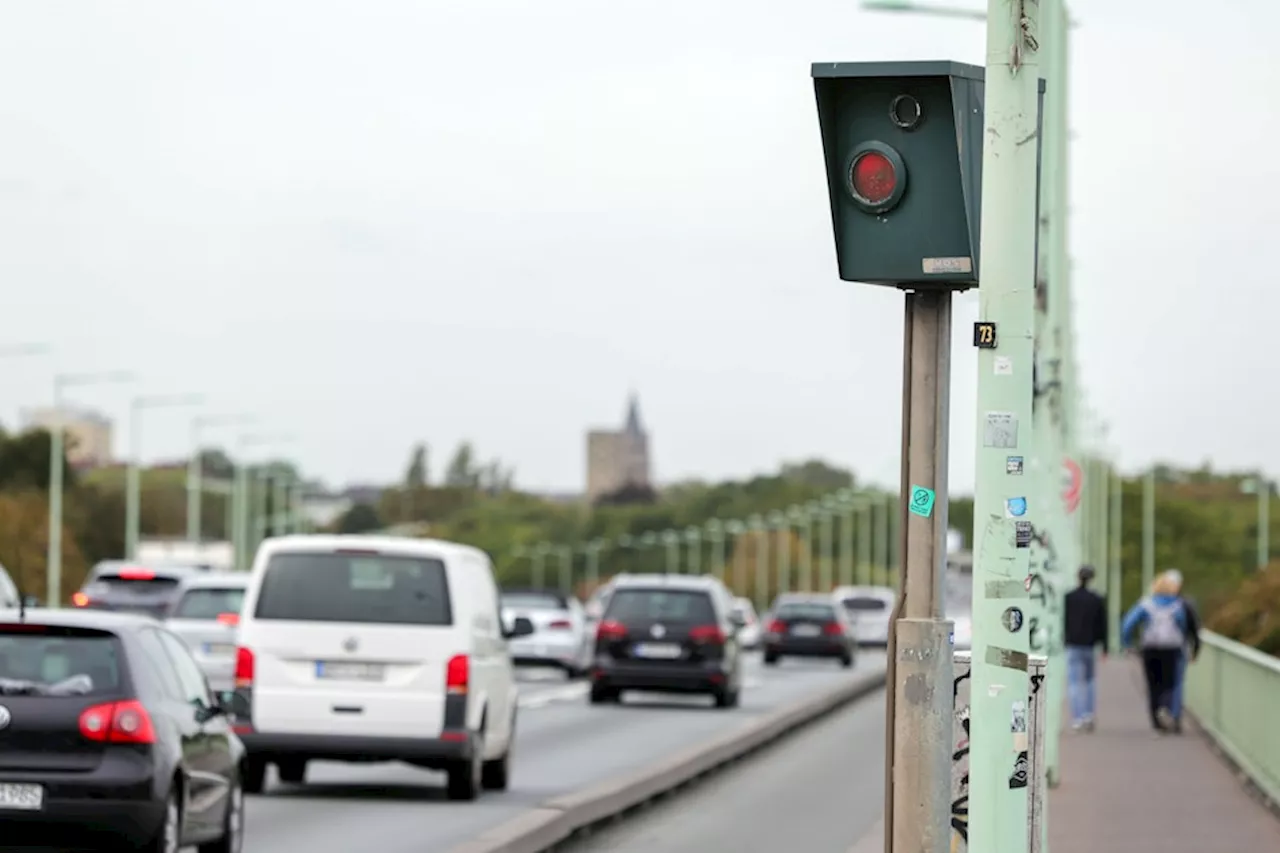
[442,667,888,853]
[1184,630,1280,809]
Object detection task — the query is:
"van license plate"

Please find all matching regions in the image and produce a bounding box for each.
[203,643,235,657]
[792,625,821,637]
[316,661,385,681]
[632,643,682,660]
[0,783,43,810]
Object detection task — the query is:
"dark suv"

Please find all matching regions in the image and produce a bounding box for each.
[589,574,745,708]
[762,593,856,667]
[73,562,208,618]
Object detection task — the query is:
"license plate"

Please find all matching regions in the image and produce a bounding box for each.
[203,643,235,657]
[792,624,821,637]
[316,661,385,681]
[632,643,682,660]
[0,783,43,811]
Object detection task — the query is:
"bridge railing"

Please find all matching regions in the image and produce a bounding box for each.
[1184,630,1280,807]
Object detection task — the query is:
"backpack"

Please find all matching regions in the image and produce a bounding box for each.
[1141,599,1186,649]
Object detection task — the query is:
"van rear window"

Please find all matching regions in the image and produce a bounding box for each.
[254,553,452,626]
[0,628,121,696]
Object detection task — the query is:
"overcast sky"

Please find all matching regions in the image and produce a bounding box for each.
[0,1,1272,494]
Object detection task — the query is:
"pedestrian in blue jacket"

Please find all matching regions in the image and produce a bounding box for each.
[1121,570,1192,733]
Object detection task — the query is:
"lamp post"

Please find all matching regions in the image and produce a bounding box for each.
[46,369,134,605]
[1241,473,1271,571]
[125,393,203,559]
[724,521,746,593]
[685,526,702,575]
[706,519,725,580]
[769,510,790,597]
[233,432,295,570]
[791,506,810,591]
[187,413,256,542]
[662,529,680,574]
[838,489,856,587]
[750,514,768,610]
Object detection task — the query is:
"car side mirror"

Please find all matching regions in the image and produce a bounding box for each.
[504,616,535,639]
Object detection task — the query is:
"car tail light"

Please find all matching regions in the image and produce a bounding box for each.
[689,625,725,644]
[823,622,844,636]
[216,612,240,626]
[766,619,786,634]
[235,647,255,687]
[547,619,572,630]
[596,620,627,641]
[446,654,468,695]
[78,700,157,744]
[72,592,90,607]
[118,567,156,580]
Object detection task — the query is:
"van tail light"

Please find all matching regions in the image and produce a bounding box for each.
[235,647,255,687]
[216,612,240,626]
[766,619,786,634]
[446,654,469,695]
[79,700,157,744]
[689,625,725,644]
[596,620,627,641]
[72,592,90,607]
[547,619,572,630]
[823,621,844,636]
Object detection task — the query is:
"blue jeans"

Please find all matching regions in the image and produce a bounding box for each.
[1170,652,1186,718]
[1066,645,1097,723]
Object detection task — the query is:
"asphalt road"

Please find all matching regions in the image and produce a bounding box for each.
[563,682,887,853]
[239,651,886,853]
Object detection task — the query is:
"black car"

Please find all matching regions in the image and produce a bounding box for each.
[589,574,746,708]
[73,562,208,619]
[0,608,245,851]
[762,595,856,667]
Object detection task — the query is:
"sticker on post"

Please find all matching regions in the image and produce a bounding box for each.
[1011,700,1027,733]
[909,485,936,518]
[973,321,996,348]
[922,256,973,275]
[994,356,1013,375]
[1014,520,1033,547]
[1009,751,1029,789]
[1006,456,1024,475]
[1001,607,1024,633]
[1005,497,1028,518]
[983,412,1018,448]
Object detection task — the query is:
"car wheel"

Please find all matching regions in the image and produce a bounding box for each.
[589,683,618,704]
[482,715,513,791]
[839,652,854,668]
[197,777,244,853]
[144,787,182,853]
[446,732,483,801]
[242,757,266,795]
[713,687,740,709]
[763,652,779,666]
[276,759,306,785]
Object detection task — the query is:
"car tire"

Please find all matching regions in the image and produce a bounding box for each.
[197,777,244,853]
[713,687,740,709]
[589,683,618,704]
[763,652,779,666]
[446,733,483,801]
[481,747,511,791]
[839,652,854,668]
[276,759,306,785]
[144,786,182,853]
[242,758,267,795]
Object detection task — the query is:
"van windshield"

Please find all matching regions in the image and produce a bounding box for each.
[254,552,452,626]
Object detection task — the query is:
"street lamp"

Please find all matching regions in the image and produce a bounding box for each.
[1241,473,1272,571]
[125,393,203,559]
[233,432,296,570]
[768,511,790,596]
[684,526,702,575]
[46,369,134,605]
[187,413,256,542]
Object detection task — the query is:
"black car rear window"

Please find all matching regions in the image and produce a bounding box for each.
[778,602,837,620]
[606,589,716,624]
[0,627,121,696]
[173,588,246,619]
[842,596,889,612]
[502,592,566,611]
[255,552,452,626]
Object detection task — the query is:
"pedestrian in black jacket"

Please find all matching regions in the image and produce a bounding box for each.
[1063,566,1108,731]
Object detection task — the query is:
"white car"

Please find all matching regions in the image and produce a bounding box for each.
[732,597,762,649]
[229,534,534,800]
[164,573,250,693]
[833,585,896,646]
[500,588,592,677]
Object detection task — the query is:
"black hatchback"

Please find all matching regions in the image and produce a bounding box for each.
[73,562,208,619]
[0,608,245,852]
[762,595,856,667]
[589,574,745,708]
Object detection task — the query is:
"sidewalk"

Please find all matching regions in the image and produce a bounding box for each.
[1048,656,1280,852]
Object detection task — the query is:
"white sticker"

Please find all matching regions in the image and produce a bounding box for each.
[983,412,1019,449]
[994,356,1013,375]
[1013,732,1029,752]
[922,256,973,274]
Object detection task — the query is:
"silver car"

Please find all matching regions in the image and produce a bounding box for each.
[163,573,249,693]
[833,585,896,646]
[501,588,592,678]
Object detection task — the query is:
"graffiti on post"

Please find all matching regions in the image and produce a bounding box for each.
[950,664,971,853]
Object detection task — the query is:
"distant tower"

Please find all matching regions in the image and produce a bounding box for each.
[586,394,652,502]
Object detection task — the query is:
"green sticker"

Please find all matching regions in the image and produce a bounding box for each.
[909,485,936,518]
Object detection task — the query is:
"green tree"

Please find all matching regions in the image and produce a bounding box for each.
[444,442,479,488]
[404,443,429,488]
[336,502,383,534]
[0,428,76,491]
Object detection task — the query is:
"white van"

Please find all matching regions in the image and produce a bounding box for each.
[228,534,534,801]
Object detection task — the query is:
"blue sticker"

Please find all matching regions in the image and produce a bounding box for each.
[1005,497,1027,518]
